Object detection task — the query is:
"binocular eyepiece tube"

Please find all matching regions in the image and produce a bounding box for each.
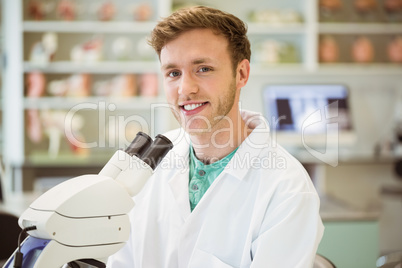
[125,132,173,170]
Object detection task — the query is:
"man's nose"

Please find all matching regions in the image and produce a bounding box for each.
[178,73,198,95]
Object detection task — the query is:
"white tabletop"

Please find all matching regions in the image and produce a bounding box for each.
[0,192,41,216]
[319,195,380,222]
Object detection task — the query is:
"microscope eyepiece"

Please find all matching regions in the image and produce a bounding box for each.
[141,134,174,170]
[125,132,153,158]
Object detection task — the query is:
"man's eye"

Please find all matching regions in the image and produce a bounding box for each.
[168,71,180,78]
[199,67,211,72]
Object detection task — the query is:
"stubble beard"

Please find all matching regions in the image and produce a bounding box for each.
[171,80,237,136]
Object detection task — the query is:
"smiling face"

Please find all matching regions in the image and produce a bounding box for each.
[160,28,247,136]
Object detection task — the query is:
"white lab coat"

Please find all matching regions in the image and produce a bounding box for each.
[107,110,324,268]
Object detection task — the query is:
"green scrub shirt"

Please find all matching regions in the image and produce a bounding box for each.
[188,146,238,211]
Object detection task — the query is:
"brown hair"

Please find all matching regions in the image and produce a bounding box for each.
[149,6,251,73]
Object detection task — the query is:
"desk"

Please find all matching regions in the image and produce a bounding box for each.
[319,196,380,268]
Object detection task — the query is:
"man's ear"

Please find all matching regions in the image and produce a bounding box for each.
[236,59,250,89]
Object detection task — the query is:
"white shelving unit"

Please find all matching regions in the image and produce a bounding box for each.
[247,22,307,34]
[1,0,175,191]
[318,22,402,34]
[23,96,166,110]
[315,63,402,76]
[24,61,160,74]
[1,0,402,192]
[23,21,157,33]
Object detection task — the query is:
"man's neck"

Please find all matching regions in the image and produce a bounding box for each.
[189,112,251,164]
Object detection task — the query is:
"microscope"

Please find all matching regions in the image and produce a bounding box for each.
[3,132,173,268]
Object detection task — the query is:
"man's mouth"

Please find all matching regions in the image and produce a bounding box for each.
[181,102,207,111]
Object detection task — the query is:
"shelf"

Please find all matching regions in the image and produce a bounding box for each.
[251,63,307,75]
[23,96,166,110]
[251,63,402,76]
[23,21,156,33]
[22,21,308,35]
[247,22,306,34]
[316,64,402,76]
[26,151,111,167]
[24,61,160,74]
[319,23,402,34]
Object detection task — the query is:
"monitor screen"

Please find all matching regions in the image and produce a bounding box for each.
[262,84,353,134]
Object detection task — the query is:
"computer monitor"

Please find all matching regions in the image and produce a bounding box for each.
[262,84,356,147]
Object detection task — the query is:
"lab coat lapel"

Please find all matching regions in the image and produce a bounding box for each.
[168,167,191,221]
[165,131,191,221]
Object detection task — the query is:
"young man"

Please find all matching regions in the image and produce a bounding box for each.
[107,6,323,267]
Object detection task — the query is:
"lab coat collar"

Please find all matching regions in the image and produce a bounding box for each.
[164,129,192,220]
[224,110,272,181]
[168,168,191,221]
